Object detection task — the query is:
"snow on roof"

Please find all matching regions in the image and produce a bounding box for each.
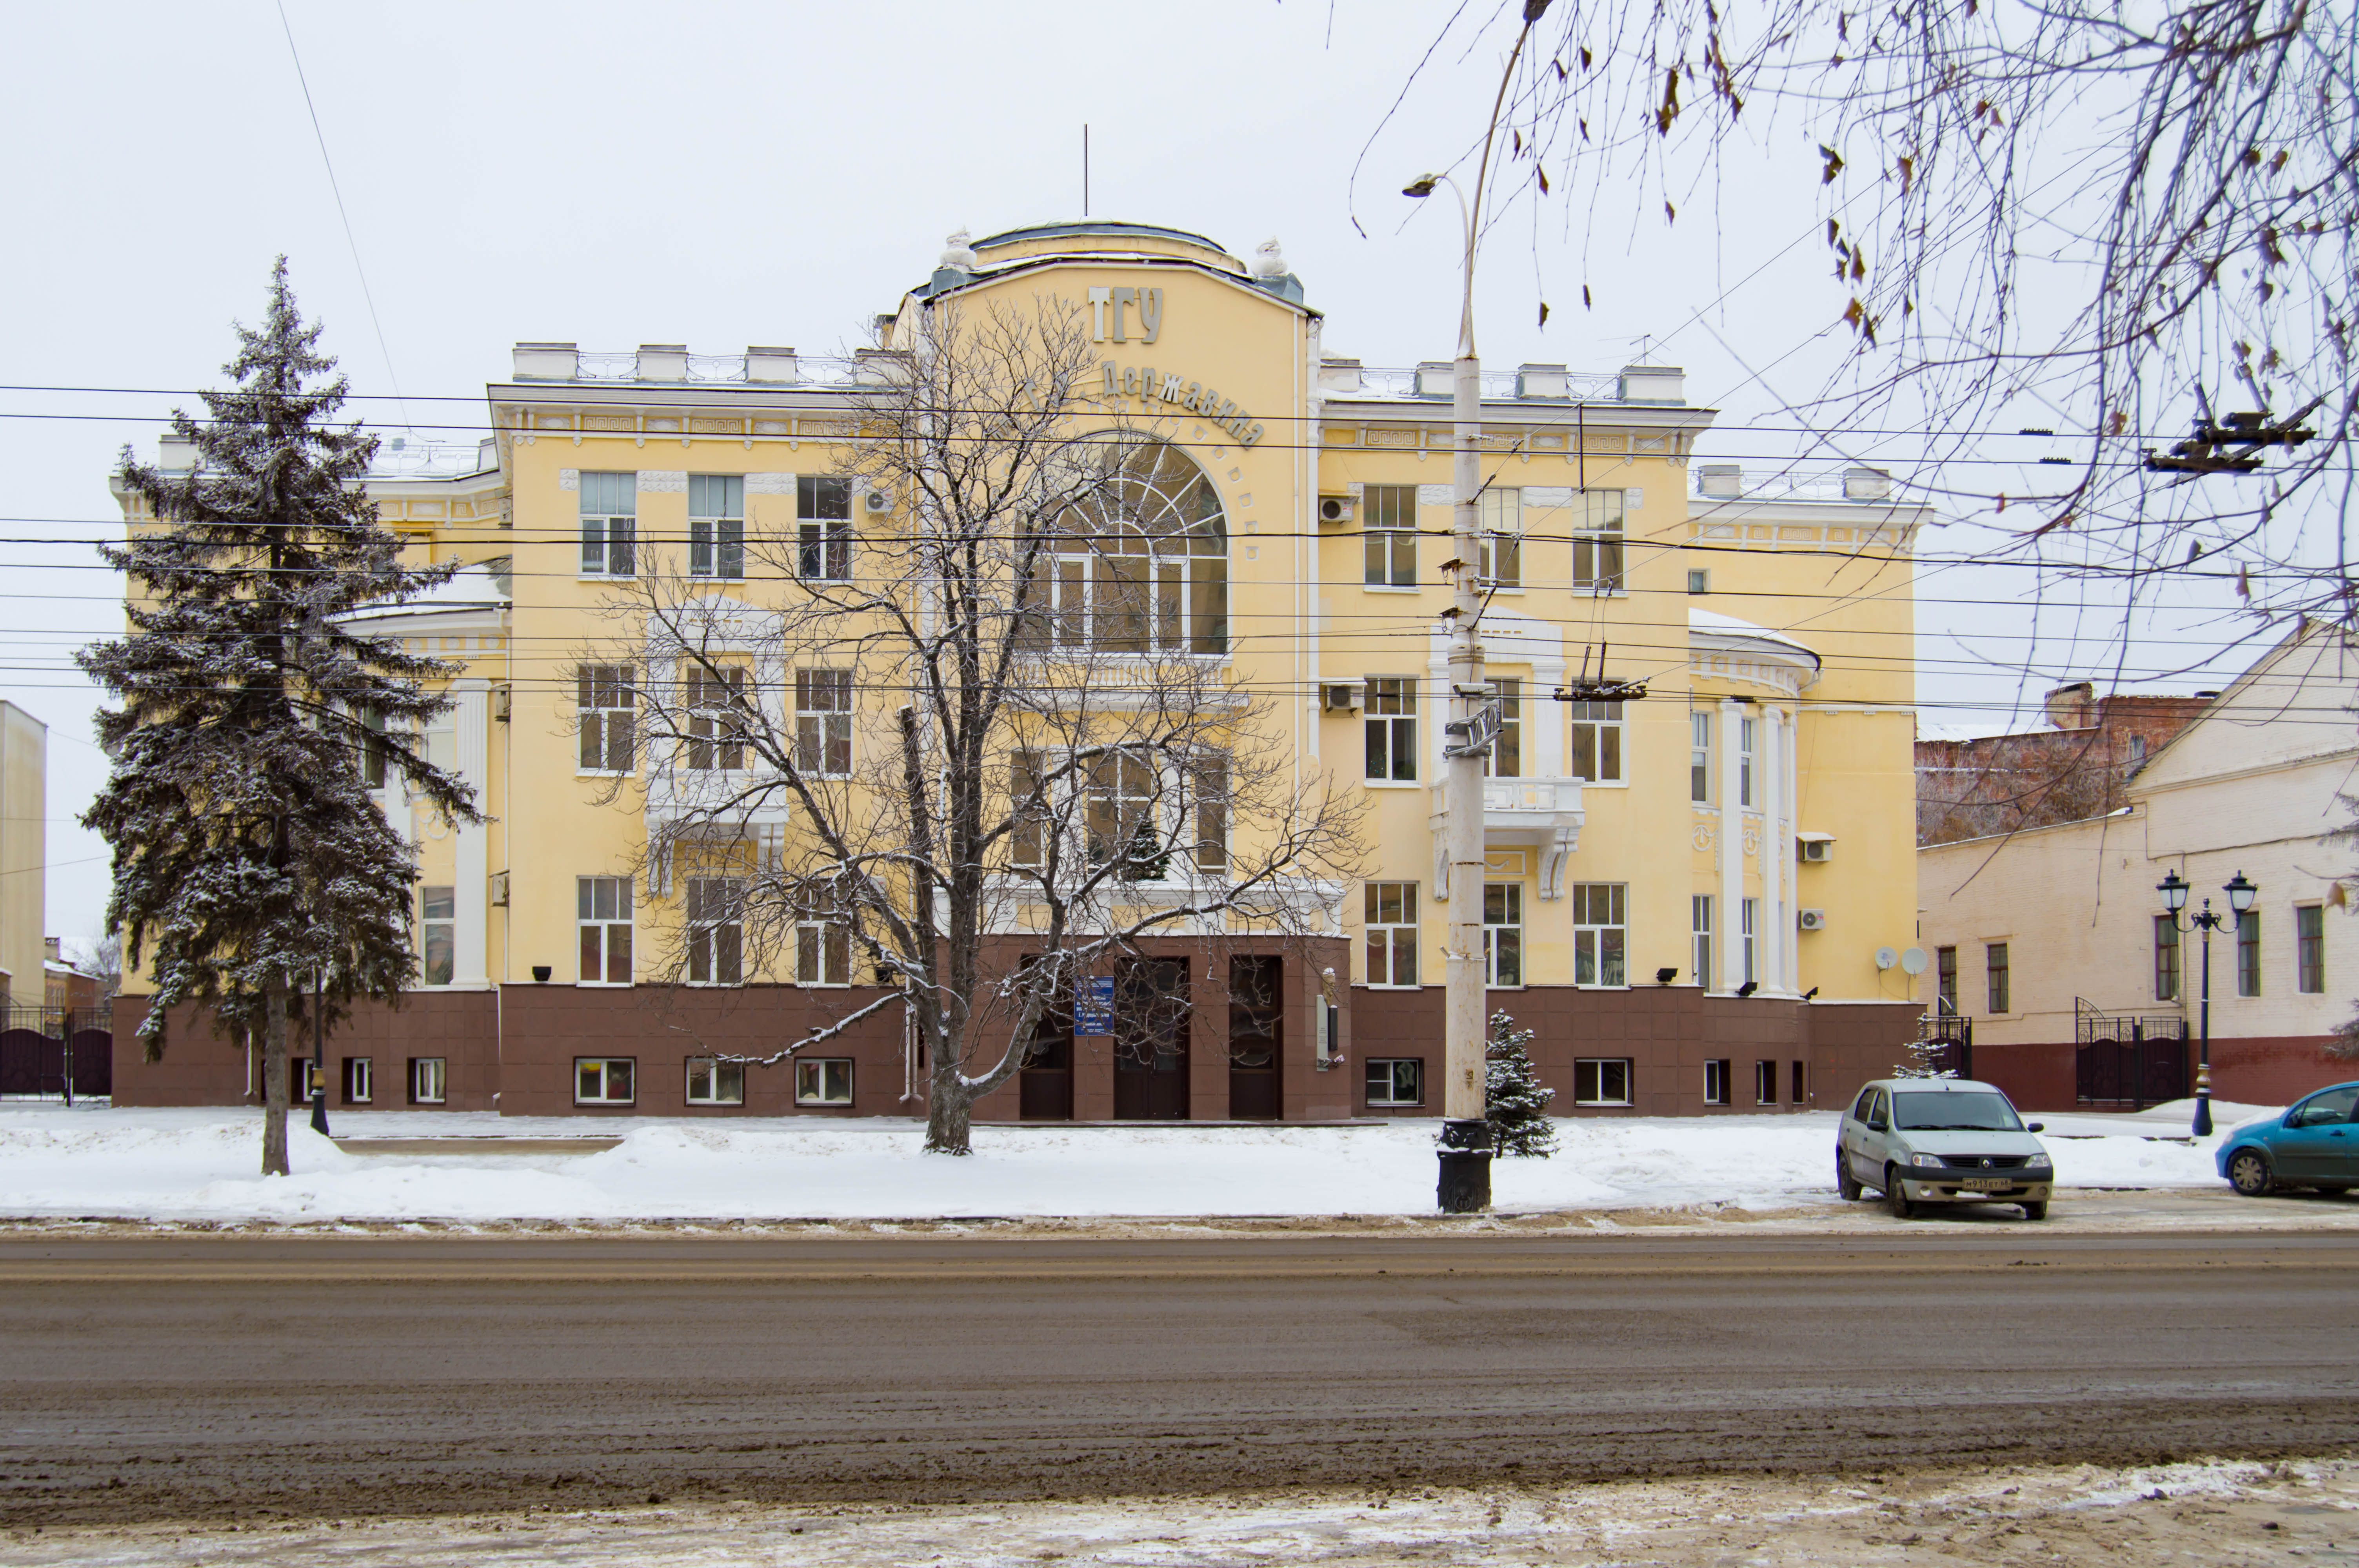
[1687,607,1821,669]
[1915,718,2046,744]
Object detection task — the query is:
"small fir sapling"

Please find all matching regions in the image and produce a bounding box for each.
[1893,1034,1962,1079]
[78,260,476,1177]
[1485,1009,1558,1157]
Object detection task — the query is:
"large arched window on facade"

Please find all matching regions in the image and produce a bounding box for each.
[1025,436,1227,656]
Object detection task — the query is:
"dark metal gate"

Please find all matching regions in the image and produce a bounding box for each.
[1919,1012,1973,1080]
[2074,999,2189,1109]
[0,1007,113,1102]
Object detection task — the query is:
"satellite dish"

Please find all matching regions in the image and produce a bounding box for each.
[1899,946,1930,976]
[1874,946,1900,971]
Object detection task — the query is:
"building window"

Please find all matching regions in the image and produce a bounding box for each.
[1010,749,1049,869]
[795,1057,854,1106]
[1484,882,1524,986]
[1478,487,1521,586]
[2154,915,2182,1002]
[575,1057,635,1105]
[1704,1058,1732,1106]
[1362,484,1417,586]
[1686,568,1710,595]
[686,877,743,986]
[1755,1058,1779,1105]
[1690,710,1712,803]
[1571,490,1625,590]
[795,668,853,777]
[1086,750,1161,875]
[407,1056,446,1105]
[1986,941,2011,1013]
[577,664,636,773]
[1191,755,1229,875]
[798,908,852,987]
[420,886,454,987]
[2298,904,2324,994]
[1936,945,1958,1013]
[579,472,636,576]
[358,708,391,791]
[340,1056,372,1105]
[686,1057,745,1106]
[1742,897,1758,985]
[2237,911,2261,997]
[1365,678,1416,782]
[578,876,633,984]
[688,474,745,579]
[1739,717,1756,807]
[1572,882,1628,986]
[1692,895,1712,990]
[2127,734,2148,760]
[1569,701,1623,782]
[1365,882,1419,987]
[1365,1058,1424,1107]
[797,475,853,581]
[1790,1060,1807,1103]
[685,666,747,771]
[1027,435,1228,655]
[1484,679,1522,778]
[1574,1058,1632,1106]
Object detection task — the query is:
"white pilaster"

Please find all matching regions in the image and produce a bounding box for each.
[1760,706,1783,995]
[1717,699,1743,992]
[1785,704,1803,993]
[451,681,490,987]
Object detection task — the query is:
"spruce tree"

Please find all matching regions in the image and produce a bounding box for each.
[79,260,476,1175]
[1485,1009,1558,1158]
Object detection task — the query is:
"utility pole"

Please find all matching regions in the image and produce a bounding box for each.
[1407,0,1552,1215]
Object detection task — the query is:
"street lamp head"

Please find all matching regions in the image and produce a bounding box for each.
[2225,870,2258,914]
[2157,870,2189,914]
[1402,175,1441,199]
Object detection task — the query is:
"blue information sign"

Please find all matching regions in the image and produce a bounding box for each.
[1074,975,1116,1035]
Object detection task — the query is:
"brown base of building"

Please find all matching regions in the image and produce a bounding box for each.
[1973,1034,2357,1114]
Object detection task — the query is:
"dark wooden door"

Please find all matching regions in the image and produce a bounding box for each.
[1113,959,1190,1121]
[1227,956,1281,1120]
[1019,1011,1074,1122]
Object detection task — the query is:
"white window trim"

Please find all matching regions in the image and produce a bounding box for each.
[684,1056,745,1106]
[1364,1058,1426,1107]
[794,1057,856,1106]
[573,1056,637,1106]
[1573,1057,1634,1108]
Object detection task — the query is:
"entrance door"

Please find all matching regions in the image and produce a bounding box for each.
[1113,959,1190,1120]
[1227,956,1281,1120]
[1019,985,1075,1122]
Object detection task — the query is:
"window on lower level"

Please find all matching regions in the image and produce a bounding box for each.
[2154,915,2181,1002]
[1364,882,1418,987]
[798,913,852,987]
[1574,1058,1632,1106]
[795,1057,854,1106]
[1986,941,2011,1013]
[686,877,743,986]
[420,886,454,987]
[685,1057,745,1106]
[2298,904,2324,994]
[1704,1058,1732,1106]
[1571,883,1627,986]
[407,1056,446,1105]
[341,1056,372,1105]
[1365,1058,1424,1107]
[1790,1060,1807,1104]
[1484,882,1524,987]
[1755,1058,1779,1106]
[575,1057,635,1105]
[2236,912,2260,997]
[578,876,633,985]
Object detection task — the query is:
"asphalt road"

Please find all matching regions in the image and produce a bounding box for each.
[2,1230,2354,1526]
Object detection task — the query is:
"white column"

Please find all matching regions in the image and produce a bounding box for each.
[1785,703,1803,993]
[1759,706,1783,995]
[1717,698,1743,992]
[451,681,490,987]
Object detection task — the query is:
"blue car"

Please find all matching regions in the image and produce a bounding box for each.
[2217,1081,2359,1196]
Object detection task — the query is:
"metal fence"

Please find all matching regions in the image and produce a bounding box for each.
[2074,998,2189,1109]
[0,1006,112,1102]
[1917,1012,1974,1080]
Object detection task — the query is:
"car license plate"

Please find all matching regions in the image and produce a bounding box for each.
[1961,1177,2012,1191]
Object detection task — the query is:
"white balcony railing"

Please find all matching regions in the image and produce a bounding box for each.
[1427,776,1585,900]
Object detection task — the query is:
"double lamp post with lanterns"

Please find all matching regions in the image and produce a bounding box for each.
[2156,868,2257,1137]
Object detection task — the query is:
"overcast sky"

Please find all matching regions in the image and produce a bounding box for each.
[0,1,2277,943]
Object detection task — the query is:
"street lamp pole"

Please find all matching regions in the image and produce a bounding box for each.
[2157,870,2256,1138]
[1405,0,1551,1215]
[308,968,330,1138]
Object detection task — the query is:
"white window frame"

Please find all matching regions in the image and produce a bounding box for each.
[1739,717,1757,807]
[574,1056,636,1106]
[686,876,744,987]
[408,1056,447,1105]
[685,1056,745,1106]
[578,875,634,986]
[1478,487,1522,587]
[1569,700,1624,783]
[1364,881,1419,987]
[1692,895,1712,991]
[1365,678,1417,782]
[794,1057,854,1105]
[1572,882,1629,987]
[1483,881,1524,987]
[1574,1058,1632,1107]
[1755,1058,1779,1106]
[795,668,853,777]
[420,886,455,988]
[343,1056,373,1105]
[1570,490,1626,591]
[1690,710,1712,803]
[797,475,854,582]
[577,664,636,775]
[1362,484,1418,586]
[2297,902,2325,995]
[579,472,637,577]
[1742,897,1758,985]
[1365,1057,1425,1107]
[688,474,745,580]
[685,665,747,772]
[798,913,852,987]
[1704,1057,1731,1106]
[1483,679,1523,779]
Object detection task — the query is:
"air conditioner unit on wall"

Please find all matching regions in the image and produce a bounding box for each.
[1798,908,1828,931]
[1318,496,1355,524]
[1321,682,1363,713]
[1799,835,1832,863]
[863,489,894,514]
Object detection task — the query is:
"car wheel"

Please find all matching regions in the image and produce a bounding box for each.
[1885,1165,1914,1220]
[2020,1201,2047,1221]
[2226,1149,2274,1197]
[1837,1154,1862,1201]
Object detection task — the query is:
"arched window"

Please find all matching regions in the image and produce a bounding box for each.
[1030,436,1227,655]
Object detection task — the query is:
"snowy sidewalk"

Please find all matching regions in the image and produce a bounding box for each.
[0,1099,2275,1225]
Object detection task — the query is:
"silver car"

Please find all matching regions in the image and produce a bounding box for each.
[1837,1078,2055,1220]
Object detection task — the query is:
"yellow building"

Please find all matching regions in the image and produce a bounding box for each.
[0,701,44,1013]
[113,221,1932,1119]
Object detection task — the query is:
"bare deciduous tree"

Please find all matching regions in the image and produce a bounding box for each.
[592,299,1363,1152]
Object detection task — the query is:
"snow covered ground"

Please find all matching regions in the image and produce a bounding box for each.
[0,1098,2274,1224]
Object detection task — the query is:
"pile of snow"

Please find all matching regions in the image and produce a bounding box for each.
[0,1101,2257,1223]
